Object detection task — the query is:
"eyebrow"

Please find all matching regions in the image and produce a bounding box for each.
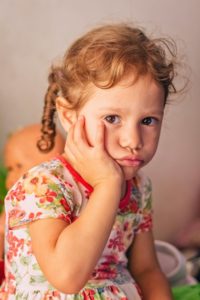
[145,110,164,116]
[97,107,164,115]
[97,107,125,113]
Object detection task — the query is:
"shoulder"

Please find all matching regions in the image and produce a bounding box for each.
[20,158,66,189]
[5,158,73,203]
[5,158,75,227]
[27,157,65,178]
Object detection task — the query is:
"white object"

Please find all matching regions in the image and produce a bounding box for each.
[155,240,197,286]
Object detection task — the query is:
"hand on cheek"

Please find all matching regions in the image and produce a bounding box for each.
[64,116,123,188]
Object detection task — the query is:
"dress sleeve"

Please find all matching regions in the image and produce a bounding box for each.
[5,166,74,229]
[134,173,153,234]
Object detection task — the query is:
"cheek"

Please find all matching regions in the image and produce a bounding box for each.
[147,132,161,155]
[145,127,161,145]
[103,126,118,154]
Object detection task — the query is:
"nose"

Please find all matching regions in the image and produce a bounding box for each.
[120,124,143,152]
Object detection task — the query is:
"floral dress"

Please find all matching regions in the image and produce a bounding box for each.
[0,156,153,300]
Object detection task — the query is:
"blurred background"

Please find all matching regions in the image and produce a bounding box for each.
[0,0,200,243]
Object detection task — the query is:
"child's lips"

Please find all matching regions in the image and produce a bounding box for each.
[116,156,144,167]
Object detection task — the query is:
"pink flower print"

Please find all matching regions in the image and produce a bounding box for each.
[28,212,42,221]
[108,230,124,252]
[109,285,120,294]
[103,254,118,264]
[6,182,26,202]
[9,208,25,220]
[46,190,57,203]
[39,189,57,204]
[123,221,129,231]
[43,290,61,299]
[82,288,95,300]
[6,232,25,262]
[5,272,16,295]
[94,262,117,279]
[9,208,25,228]
[27,239,33,255]
[7,271,15,281]
[130,200,139,213]
[109,286,128,299]
[60,198,71,212]
[139,214,152,232]
[59,213,71,224]
[64,181,73,188]
[24,174,48,195]
[30,177,39,185]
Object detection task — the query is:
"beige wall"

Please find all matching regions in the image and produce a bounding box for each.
[1,0,200,242]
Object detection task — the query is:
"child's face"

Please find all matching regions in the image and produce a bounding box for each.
[75,74,164,180]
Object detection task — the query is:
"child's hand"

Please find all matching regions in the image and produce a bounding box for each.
[64,116,123,188]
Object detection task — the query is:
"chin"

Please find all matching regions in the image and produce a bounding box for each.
[123,166,139,180]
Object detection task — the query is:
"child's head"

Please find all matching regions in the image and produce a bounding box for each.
[38,23,177,153]
[4,124,64,189]
[38,23,177,165]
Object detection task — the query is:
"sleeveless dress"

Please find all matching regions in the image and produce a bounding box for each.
[0,156,153,299]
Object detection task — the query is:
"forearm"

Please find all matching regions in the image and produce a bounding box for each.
[135,268,173,300]
[32,179,122,293]
[57,181,121,266]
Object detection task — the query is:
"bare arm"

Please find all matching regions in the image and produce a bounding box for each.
[29,179,121,293]
[29,117,123,293]
[128,231,173,300]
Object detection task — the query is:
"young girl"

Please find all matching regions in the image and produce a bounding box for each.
[1,23,178,299]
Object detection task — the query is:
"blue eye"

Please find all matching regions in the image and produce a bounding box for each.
[104,115,120,124]
[142,117,157,126]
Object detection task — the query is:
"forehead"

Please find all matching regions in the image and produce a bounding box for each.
[82,74,165,112]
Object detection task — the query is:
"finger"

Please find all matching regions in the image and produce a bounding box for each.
[74,115,90,148]
[95,121,105,150]
[73,115,85,143]
[66,117,88,159]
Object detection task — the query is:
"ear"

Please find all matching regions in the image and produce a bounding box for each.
[56,97,77,132]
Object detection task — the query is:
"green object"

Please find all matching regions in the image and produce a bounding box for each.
[172,284,200,300]
[0,164,7,213]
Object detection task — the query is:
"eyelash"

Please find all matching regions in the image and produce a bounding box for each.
[104,115,120,124]
[104,115,159,126]
[142,117,158,126]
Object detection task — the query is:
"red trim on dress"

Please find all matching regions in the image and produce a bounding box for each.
[56,155,131,209]
[56,155,93,193]
[119,180,131,209]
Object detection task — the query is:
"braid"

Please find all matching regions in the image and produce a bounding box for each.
[37,72,59,153]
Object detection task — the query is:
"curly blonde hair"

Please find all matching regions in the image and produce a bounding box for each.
[38,23,177,152]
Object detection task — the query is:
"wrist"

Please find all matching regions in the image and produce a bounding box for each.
[92,177,123,204]
[94,175,123,190]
